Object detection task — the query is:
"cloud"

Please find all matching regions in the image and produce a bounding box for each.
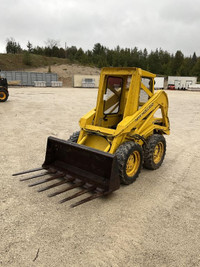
[0,0,199,56]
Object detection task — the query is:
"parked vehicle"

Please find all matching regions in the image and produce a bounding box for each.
[168,76,197,90]
[167,84,175,90]
[0,76,9,102]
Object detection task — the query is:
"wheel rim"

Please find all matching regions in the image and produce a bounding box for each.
[126,151,140,177]
[153,142,164,164]
[0,92,6,100]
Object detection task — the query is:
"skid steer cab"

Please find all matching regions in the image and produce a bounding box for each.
[14,67,170,207]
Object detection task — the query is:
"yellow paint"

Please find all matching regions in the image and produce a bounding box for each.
[153,142,164,164]
[76,67,170,154]
[126,151,141,177]
[0,91,6,100]
[80,134,110,151]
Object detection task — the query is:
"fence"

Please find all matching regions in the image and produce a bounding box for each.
[1,71,58,87]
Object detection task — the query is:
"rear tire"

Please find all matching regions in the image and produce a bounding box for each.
[0,89,9,102]
[116,141,143,185]
[143,134,166,170]
[68,131,80,143]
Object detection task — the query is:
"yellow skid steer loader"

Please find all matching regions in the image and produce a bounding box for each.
[13,68,170,207]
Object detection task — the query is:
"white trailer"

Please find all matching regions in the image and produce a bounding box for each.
[168,76,197,90]
[154,77,164,89]
[188,84,200,91]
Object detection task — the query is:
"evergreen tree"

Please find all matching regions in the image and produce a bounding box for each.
[66,46,78,61]
[191,58,200,81]
[27,41,33,53]
[5,38,199,77]
[191,52,197,66]
[147,49,162,74]
[23,51,32,66]
[6,38,22,54]
[172,50,184,75]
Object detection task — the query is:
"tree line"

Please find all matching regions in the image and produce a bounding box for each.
[5,38,200,80]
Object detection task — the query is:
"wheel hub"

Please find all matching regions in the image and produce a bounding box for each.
[153,142,164,164]
[0,92,6,100]
[126,151,140,177]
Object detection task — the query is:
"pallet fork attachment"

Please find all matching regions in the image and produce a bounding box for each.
[13,136,120,207]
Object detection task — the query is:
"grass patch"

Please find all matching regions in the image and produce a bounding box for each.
[0,53,69,71]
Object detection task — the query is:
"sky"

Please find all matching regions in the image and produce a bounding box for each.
[0,0,200,56]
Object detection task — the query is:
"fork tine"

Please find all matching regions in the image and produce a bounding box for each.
[59,185,96,203]
[28,174,64,187]
[37,175,75,192]
[71,191,105,208]
[13,167,44,176]
[37,180,67,192]
[20,172,49,181]
[48,181,85,197]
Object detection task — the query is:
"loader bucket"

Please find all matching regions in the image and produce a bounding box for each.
[13,136,120,207]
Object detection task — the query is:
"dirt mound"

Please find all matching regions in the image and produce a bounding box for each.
[29,64,100,87]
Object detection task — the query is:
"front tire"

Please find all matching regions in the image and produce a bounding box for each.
[68,131,80,143]
[0,89,9,102]
[143,134,166,170]
[116,141,143,185]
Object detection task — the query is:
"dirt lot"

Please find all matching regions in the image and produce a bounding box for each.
[1,88,200,267]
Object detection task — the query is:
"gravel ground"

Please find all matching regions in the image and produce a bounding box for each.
[1,88,200,267]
